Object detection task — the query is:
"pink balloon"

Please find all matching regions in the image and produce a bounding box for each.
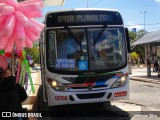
[25,36,33,48]
[1,5,15,15]
[30,18,45,29]
[15,38,23,51]
[17,0,43,18]
[0,0,6,3]
[28,0,43,2]
[4,34,14,53]
[25,28,38,42]
[0,23,5,36]
[0,0,44,51]
[28,22,42,37]
[30,27,41,38]
[0,15,6,24]
[0,3,6,12]
[19,3,41,12]
[17,4,42,18]
[14,22,25,46]
[15,11,30,27]
[4,15,15,37]
[0,35,8,49]
[4,0,18,7]
[19,0,43,6]
[24,11,42,18]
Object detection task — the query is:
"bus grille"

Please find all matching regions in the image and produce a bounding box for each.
[70,85,107,89]
[76,92,105,99]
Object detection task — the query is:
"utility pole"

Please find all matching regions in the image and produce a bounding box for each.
[141,11,151,76]
[141,11,147,34]
[141,11,147,63]
[87,0,89,8]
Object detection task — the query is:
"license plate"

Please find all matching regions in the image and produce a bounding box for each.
[114,91,127,97]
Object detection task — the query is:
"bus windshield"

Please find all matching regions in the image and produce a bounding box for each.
[46,27,127,73]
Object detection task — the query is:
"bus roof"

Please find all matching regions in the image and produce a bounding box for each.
[45,8,119,17]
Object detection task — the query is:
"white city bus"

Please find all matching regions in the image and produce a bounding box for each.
[40,8,131,107]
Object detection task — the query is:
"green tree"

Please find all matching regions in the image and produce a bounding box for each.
[131,51,139,65]
[132,44,145,64]
[129,31,137,43]
[129,29,146,64]
[136,30,147,38]
[131,52,139,60]
[25,43,40,63]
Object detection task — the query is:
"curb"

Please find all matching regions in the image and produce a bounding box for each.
[130,77,160,84]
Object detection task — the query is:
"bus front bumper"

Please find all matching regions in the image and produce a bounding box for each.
[47,83,129,107]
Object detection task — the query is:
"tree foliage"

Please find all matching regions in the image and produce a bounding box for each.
[136,30,146,38]
[129,30,145,64]
[25,43,40,63]
[132,44,145,64]
[131,52,139,60]
[129,31,137,42]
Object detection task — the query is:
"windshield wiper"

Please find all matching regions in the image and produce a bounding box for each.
[94,25,107,49]
[64,26,81,45]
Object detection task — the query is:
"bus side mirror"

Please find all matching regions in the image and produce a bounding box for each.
[125,28,131,53]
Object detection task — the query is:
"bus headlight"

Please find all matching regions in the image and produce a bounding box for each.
[47,78,69,91]
[111,73,128,88]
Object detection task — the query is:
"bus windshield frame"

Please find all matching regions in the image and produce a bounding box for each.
[46,26,127,75]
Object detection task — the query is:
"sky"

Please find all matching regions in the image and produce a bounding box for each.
[42,0,160,32]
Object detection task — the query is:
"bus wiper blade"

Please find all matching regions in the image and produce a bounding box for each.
[64,26,80,45]
[94,25,107,50]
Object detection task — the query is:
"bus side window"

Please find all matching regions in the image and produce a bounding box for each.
[48,33,55,65]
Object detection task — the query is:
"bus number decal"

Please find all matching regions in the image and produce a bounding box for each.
[55,96,67,100]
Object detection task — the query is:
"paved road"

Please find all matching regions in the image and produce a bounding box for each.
[124,80,160,111]
[34,80,160,120]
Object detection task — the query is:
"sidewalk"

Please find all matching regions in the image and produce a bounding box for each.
[129,66,160,84]
[22,70,41,111]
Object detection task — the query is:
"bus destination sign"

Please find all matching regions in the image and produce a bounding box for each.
[57,14,111,23]
[46,11,123,27]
